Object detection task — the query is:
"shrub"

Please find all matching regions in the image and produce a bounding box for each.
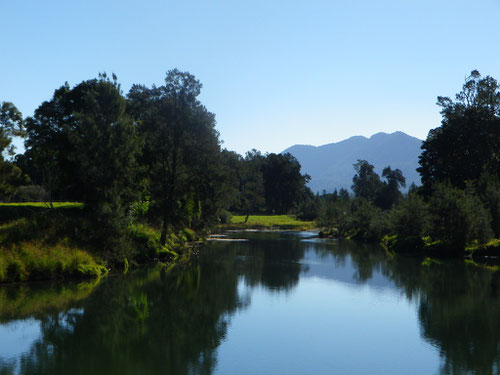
[428,183,493,252]
[218,209,232,224]
[351,199,391,241]
[391,193,430,239]
[183,228,196,241]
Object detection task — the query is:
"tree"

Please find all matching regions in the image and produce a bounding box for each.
[261,153,310,214]
[25,75,142,256]
[428,183,493,251]
[418,70,500,193]
[351,160,383,203]
[24,83,75,204]
[0,102,26,200]
[128,70,221,244]
[375,167,406,209]
[0,102,24,156]
[239,149,265,220]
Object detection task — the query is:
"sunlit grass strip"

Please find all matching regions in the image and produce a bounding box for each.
[227,215,315,229]
[0,242,107,283]
[0,202,83,208]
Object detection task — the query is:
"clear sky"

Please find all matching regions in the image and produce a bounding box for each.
[1,0,500,155]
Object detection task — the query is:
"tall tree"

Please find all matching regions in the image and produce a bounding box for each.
[261,153,309,214]
[128,70,221,244]
[239,149,265,219]
[0,102,26,200]
[418,70,500,193]
[375,167,406,209]
[25,75,141,255]
[351,160,383,203]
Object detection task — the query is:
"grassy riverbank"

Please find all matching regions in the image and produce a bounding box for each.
[220,214,315,230]
[0,203,199,283]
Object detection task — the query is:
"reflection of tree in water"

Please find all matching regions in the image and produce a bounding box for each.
[382,257,500,375]
[308,238,500,375]
[3,233,500,375]
[228,233,306,292]
[12,254,247,375]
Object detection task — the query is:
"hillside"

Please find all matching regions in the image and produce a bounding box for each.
[282,131,423,193]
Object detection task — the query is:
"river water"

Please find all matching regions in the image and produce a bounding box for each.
[1,231,500,374]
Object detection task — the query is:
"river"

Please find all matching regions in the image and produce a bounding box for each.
[1,231,499,374]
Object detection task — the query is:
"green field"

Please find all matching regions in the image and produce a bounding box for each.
[0,202,83,208]
[225,215,315,230]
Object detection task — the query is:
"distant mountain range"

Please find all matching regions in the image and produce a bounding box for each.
[282,131,423,193]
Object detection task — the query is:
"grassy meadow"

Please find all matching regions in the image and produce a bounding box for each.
[0,202,82,208]
[224,215,315,230]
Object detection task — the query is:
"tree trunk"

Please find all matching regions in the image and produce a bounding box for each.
[160,216,168,246]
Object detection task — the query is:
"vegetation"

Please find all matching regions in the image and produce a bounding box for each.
[1,70,312,282]
[224,215,315,230]
[0,68,498,281]
[0,201,81,208]
[314,70,499,257]
[0,279,100,322]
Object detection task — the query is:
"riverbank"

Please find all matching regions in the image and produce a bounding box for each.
[0,203,200,283]
[218,214,315,231]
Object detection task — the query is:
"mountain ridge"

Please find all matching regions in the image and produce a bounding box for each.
[282,131,423,193]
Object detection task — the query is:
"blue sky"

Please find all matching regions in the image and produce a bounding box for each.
[1,0,499,155]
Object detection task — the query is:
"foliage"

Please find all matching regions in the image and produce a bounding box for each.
[375,166,406,209]
[350,198,392,241]
[0,240,106,283]
[418,70,500,193]
[261,153,310,214]
[351,160,383,203]
[0,102,27,201]
[25,75,142,258]
[128,69,221,244]
[477,172,500,237]
[428,183,493,252]
[315,194,353,236]
[391,192,429,239]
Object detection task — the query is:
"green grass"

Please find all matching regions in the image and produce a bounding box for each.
[0,241,107,282]
[224,215,315,230]
[0,217,107,283]
[467,238,500,256]
[0,202,82,208]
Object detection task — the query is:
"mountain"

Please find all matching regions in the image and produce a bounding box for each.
[282,131,423,193]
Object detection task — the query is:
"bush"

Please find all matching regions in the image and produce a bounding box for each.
[183,228,196,241]
[12,185,47,202]
[316,199,353,236]
[351,199,392,241]
[391,193,430,239]
[218,209,232,224]
[428,183,493,252]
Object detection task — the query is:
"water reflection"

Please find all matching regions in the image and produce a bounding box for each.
[0,231,499,374]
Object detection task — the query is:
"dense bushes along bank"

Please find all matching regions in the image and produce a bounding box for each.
[0,204,200,283]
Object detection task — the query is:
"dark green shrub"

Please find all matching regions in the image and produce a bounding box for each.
[391,193,430,239]
[218,209,232,224]
[429,183,493,252]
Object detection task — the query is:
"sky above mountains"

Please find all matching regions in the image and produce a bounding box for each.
[1,0,500,155]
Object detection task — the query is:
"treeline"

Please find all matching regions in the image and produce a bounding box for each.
[0,70,310,265]
[311,70,500,255]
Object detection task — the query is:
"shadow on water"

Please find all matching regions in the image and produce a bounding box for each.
[0,231,500,374]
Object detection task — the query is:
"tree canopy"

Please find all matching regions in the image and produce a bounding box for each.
[418,70,500,193]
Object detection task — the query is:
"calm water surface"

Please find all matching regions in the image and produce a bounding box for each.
[1,231,500,374]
